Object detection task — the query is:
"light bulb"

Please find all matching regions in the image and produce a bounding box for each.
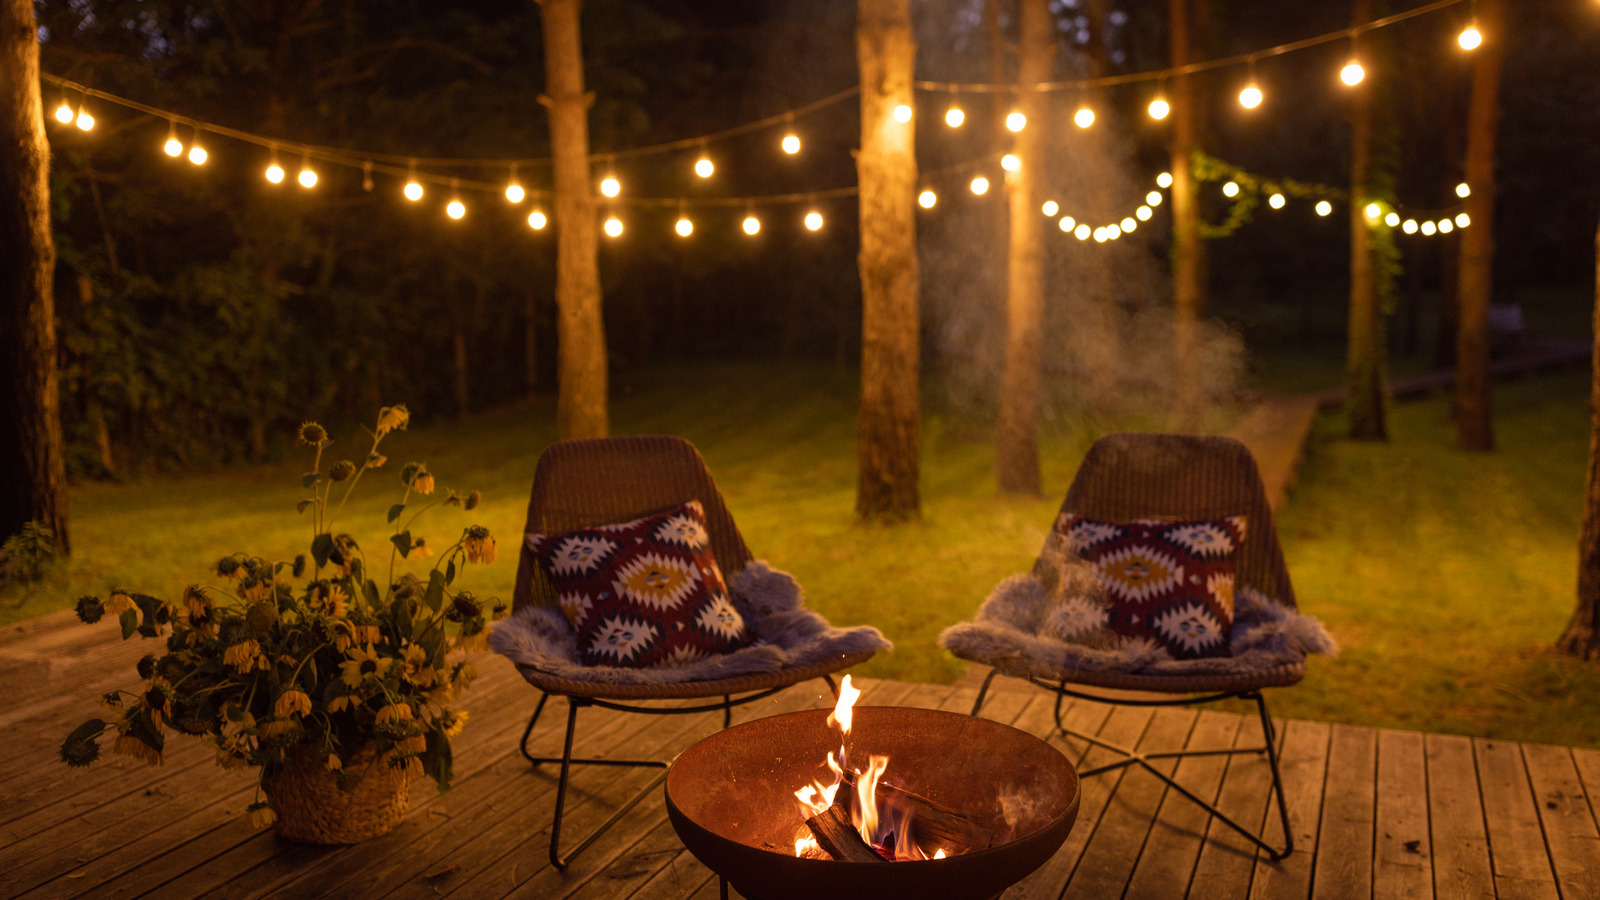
[695,157,713,178]
[1341,62,1366,86]
[1042,200,1059,216]
[188,146,207,165]
[1121,217,1136,232]
[781,133,800,154]
[1364,202,1382,220]
[1075,224,1091,240]
[1384,212,1400,227]
[742,215,760,235]
[506,184,525,203]
[1421,220,1437,235]
[164,138,184,157]
[804,211,823,231]
[1459,24,1482,50]
[1222,181,1240,198]
[1403,219,1419,234]
[1107,224,1122,239]
[265,164,284,184]
[676,217,693,237]
[603,217,623,237]
[1316,200,1333,216]
[1001,154,1020,172]
[1093,227,1107,242]
[945,107,964,127]
[1269,193,1286,209]
[404,182,423,201]
[298,167,317,188]
[918,190,937,209]
[75,110,94,130]
[970,176,990,195]
[1455,212,1471,228]
[1058,216,1075,232]
[600,177,620,198]
[1006,111,1026,132]
[1136,205,1153,221]
[528,211,548,230]
[1148,97,1170,120]
[54,102,74,124]
[1239,84,1263,109]
[1456,182,1471,198]
[1157,172,1173,189]
[1147,191,1163,206]
[893,104,912,123]
[1438,219,1454,234]
[1074,107,1095,128]
[447,200,465,220]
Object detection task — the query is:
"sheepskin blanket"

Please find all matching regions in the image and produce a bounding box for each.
[489,561,892,685]
[939,574,1336,681]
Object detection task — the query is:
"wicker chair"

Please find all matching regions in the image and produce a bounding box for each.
[503,435,880,869]
[955,432,1314,860]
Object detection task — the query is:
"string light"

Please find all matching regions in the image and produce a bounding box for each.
[1120,216,1136,232]
[361,161,373,192]
[1421,220,1437,235]
[1147,190,1163,206]
[264,147,284,184]
[1157,172,1173,188]
[1074,105,1095,128]
[187,126,207,165]
[1223,181,1240,197]
[528,210,548,230]
[694,150,714,178]
[1341,60,1366,86]
[1403,219,1419,233]
[945,107,964,127]
[1148,95,1171,120]
[1005,111,1026,132]
[1042,200,1059,216]
[970,176,990,195]
[1239,59,1264,109]
[804,209,824,231]
[676,215,693,237]
[1456,182,1470,198]
[447,199,465,219]
[54,99,74,124]
[404,162,423,201]
[75,104,94,131]
[1075,224,1090,240]
[1455,212,1471,228]
[1058,216,1075,231]
[1316,200,1333,216]
[600,175,621,198]
[505,166,525,203]
[604,216,623,237]
[742,214,761,235]
[1001,154,1020,172]
[1106,224,1121,239]
[163,120,183,157]
[1363,202,1382,219]
[1268,192,1286,209]
[893,104,913,123]
[1093,227,1107,242]
[1384,212,1400,226]
[1459,22,1482,50]
[918,189,937,209]
[297,154,317,188]
[1136,205,1153,220]
[1438,218,1454,233]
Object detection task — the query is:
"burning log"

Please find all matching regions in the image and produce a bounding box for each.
[841,771,992,855]
[805,801,888,863]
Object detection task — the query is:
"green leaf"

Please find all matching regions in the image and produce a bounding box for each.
[296,499,314,514]
[301,472,322,488]
[424,571,446,613]
[387,504,406,524]
[311,533,334,568]
[444,559,456,585]
[363,579,380,607]
[391,597,413,640]
[422,731,454,792]
[119,608,139,640]
[389,531,413,559]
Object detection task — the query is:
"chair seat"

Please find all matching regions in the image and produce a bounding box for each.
[1011,657,1305,695]
[512,649,879,700]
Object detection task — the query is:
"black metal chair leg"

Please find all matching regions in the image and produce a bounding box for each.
[969,669,999,716]
[1254,692,1294,859]
[722,695,732,729]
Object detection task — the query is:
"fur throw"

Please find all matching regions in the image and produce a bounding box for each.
[938,575,1336,682]
[489,561,892,685]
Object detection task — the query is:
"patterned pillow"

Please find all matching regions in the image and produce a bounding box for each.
[1052,514,1246,660]
[526,501,752,668]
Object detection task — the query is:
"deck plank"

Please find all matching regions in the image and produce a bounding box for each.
[1187,716,1288,900]
[1474,738,1560,900]
[1372,730,1431,900]
[1426,733,1496,900]
[1248,719,1332,900]
[1124,710,1245,900]
[1309,724,1376,900]
[1521,743,1600,900]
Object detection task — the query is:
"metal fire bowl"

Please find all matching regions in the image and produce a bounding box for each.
[665,706,1080,900]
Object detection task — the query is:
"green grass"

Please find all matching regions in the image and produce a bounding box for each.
[6,361,1599,749]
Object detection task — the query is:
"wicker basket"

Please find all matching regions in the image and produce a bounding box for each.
[264,742,419,844]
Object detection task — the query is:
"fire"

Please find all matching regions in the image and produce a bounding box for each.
[826,674,861,733]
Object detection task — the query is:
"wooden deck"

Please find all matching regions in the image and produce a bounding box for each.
[4,610,1599,900]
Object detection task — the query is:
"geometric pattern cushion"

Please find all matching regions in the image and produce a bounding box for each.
[526,500,752,668]
[1053,514,1246,660]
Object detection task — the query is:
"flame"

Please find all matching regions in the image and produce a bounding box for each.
[934,849,947,859]
[826,674,860,734]
[795,836,821,857]
[853,755,890,842]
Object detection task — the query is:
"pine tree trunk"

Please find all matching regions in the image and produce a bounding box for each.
[0,0,70,553]
[525,288,539,398]
[995,0,1051,497]
[1557,220,1600,659]
[855,0,921,521]
[1346,0,1387,441]
[538,0,608,440]
[1455,0,1502,452]
[1169,0,1206,428]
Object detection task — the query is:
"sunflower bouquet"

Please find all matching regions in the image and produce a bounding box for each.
[59,405,505,838]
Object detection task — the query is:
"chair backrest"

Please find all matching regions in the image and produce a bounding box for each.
[512,435,754,610]
[1040,432,1297,608]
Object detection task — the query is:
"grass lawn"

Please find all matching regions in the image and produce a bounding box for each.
[5,361,1598,749]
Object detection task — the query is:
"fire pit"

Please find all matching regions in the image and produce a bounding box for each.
[664,695,1080,900]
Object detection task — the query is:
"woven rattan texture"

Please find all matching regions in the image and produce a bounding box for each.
[264,743,418,844]
[512,435,753,611]
[510,650,878,700]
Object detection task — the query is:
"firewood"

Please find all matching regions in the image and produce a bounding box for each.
[804,802,887,862]
[841,772,991,854]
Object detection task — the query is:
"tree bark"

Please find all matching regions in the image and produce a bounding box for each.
[538,0,608,439]
[1455,0,1502,452]
[855,0,921,521]
[1557,220,1600,659]
[995,0,1051,497]
[0,0,70,553]
[1169,0,1206,428]
[1346,0,1387,441]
